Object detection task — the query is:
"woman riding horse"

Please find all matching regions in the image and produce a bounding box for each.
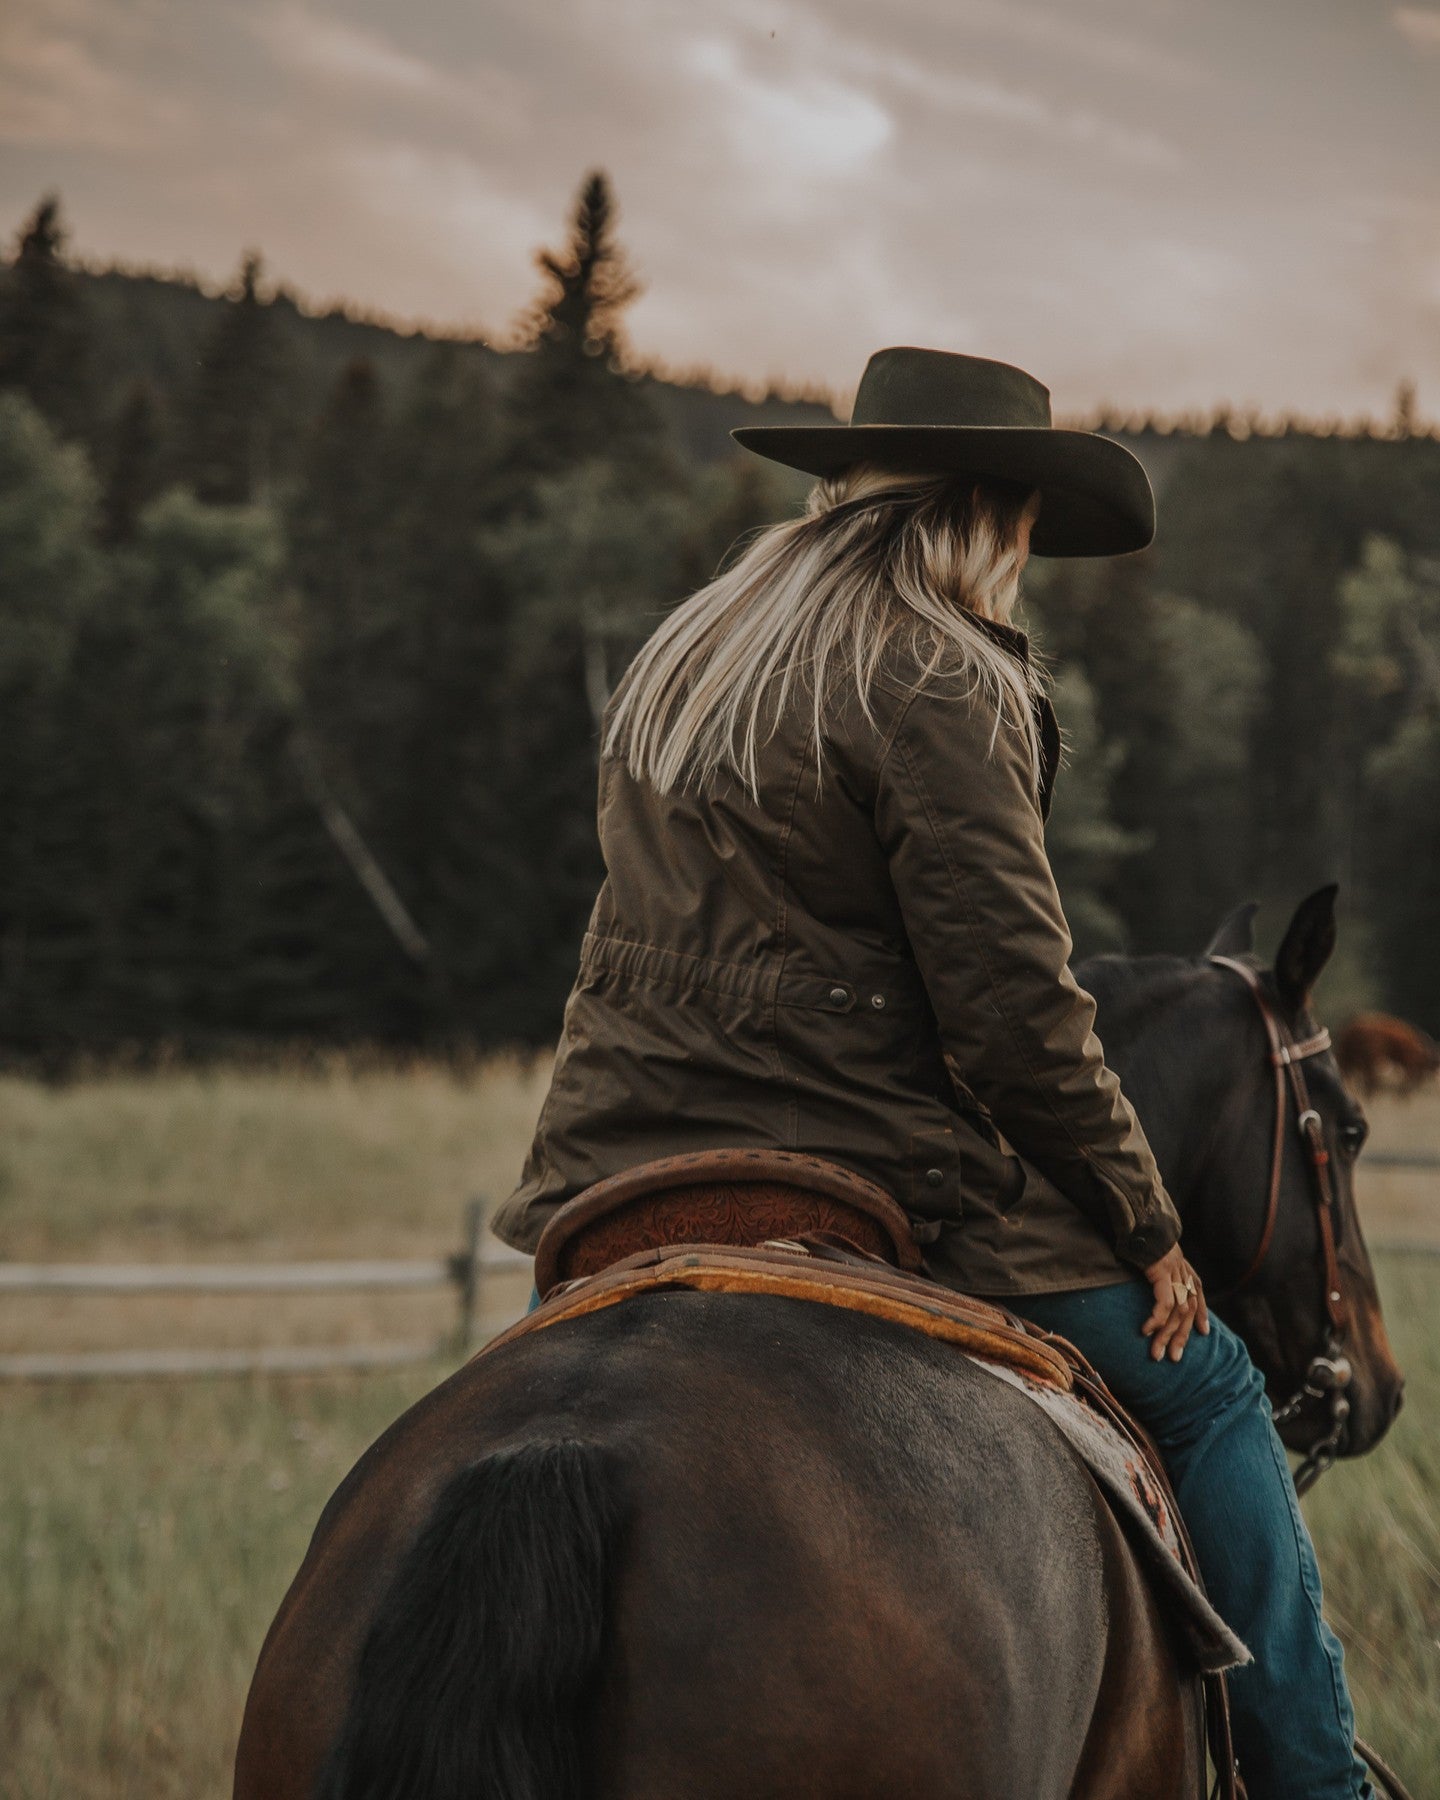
[493,348,1374,1799]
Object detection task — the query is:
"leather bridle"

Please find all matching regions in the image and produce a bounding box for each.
[1204,966,1416,1800]
[1208,955,1353,1496]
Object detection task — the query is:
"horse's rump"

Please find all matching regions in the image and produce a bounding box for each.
[236,1293,1200,1800]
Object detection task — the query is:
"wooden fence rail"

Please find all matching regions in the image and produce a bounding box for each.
[0,1257,523,1295]
[0,1198,533,1382]
[3,1196,1436,1382]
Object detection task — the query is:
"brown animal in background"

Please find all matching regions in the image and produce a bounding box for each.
[1335,1012,1440,1098]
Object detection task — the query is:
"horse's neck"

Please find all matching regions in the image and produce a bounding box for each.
[1088,962,1241,1217]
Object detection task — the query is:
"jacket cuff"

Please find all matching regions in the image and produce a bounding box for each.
[1112,1206,1182,1271]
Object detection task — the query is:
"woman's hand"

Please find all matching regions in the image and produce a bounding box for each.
[1141,1245,1209,1362]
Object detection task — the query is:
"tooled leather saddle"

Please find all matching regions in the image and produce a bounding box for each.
[522,1147,1073,1388]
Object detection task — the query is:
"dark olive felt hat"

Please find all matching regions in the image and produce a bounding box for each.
[731,346,1154,557]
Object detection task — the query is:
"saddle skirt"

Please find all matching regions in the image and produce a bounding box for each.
[494,1150,1250,1679]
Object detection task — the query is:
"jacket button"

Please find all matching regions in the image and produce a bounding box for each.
[925,1168,945,1188]
[828,986,848,1006]
[870,993,886,1010]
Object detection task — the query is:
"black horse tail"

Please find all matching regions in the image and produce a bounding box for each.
[317,1440,622,1800]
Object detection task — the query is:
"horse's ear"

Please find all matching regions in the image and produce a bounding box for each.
[1274,884,1339,1011]
[1204,901,1259,959]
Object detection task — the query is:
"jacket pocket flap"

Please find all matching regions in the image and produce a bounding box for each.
[777,974,858,1013]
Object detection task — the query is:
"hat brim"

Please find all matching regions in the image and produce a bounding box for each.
[729,424,1154,557]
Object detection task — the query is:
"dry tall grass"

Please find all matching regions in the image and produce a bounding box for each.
[0,1051,551,1261]
[2,1365,442,1800]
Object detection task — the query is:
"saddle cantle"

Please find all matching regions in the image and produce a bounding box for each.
[532,1147,924,1297]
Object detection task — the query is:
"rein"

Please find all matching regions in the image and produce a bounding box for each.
[1207,956,1352,1498]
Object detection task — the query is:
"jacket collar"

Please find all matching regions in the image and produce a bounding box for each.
[966,610,1032,662]
[964,612,1058,819]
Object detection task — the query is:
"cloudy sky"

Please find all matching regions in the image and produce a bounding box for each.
[2,0,1437,418]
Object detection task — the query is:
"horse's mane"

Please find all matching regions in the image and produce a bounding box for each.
[1074,952,1218,1050]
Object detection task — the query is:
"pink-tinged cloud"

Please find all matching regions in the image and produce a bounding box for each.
[0,0,1437,419]
[1393,7,1440,50]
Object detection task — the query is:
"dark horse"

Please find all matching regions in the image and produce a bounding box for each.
[235,888,1404,1800]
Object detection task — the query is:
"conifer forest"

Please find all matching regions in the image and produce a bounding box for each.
[3,173,1439,1065]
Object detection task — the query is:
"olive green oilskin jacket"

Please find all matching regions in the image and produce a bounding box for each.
[493,617,1183,1297]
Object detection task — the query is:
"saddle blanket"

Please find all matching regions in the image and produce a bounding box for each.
[977,1359,1249,1672]
[491,1241,1250,1674]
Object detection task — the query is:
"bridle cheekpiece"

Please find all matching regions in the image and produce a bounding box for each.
[1208,955,1351,1495]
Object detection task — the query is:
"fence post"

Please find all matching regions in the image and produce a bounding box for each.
[458,1197,487,1353]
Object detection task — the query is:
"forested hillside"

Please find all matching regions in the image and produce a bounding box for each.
[2,174,1437,1064]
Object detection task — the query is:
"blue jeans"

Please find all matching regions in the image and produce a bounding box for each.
[1008,1281,1370,1800]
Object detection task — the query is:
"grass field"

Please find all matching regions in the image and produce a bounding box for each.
[1,1060,1437,1797]
[0,1053,552,1260]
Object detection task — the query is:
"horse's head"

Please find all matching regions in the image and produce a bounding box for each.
[1082,886,1405,1463]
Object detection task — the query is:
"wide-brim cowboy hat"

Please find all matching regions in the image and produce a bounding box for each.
[731,346,1154,557]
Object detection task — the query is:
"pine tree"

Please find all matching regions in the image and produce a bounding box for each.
[402,350,518,1034]
[98,381,166,546]
[0,195,95,445]
[285,354,433,1033]
[61,494,292,1049]
[290,357,390,736]
[1338,535,1440,1026]
[1043,665,1142,956]
[489,174,684,1038]
[0,395,102,1056]
[519,169,641,366]
[311,345,512,1041]
[183,252,282,506]
[504,171,672,482]
[671,458,790,594]
[1146,597,1265,947]
[1366,710,1440,1032]
[1033,554,1182,950]
[1251,455,1352,898]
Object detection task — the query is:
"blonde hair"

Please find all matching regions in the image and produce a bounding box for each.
[604,464,1044,797]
